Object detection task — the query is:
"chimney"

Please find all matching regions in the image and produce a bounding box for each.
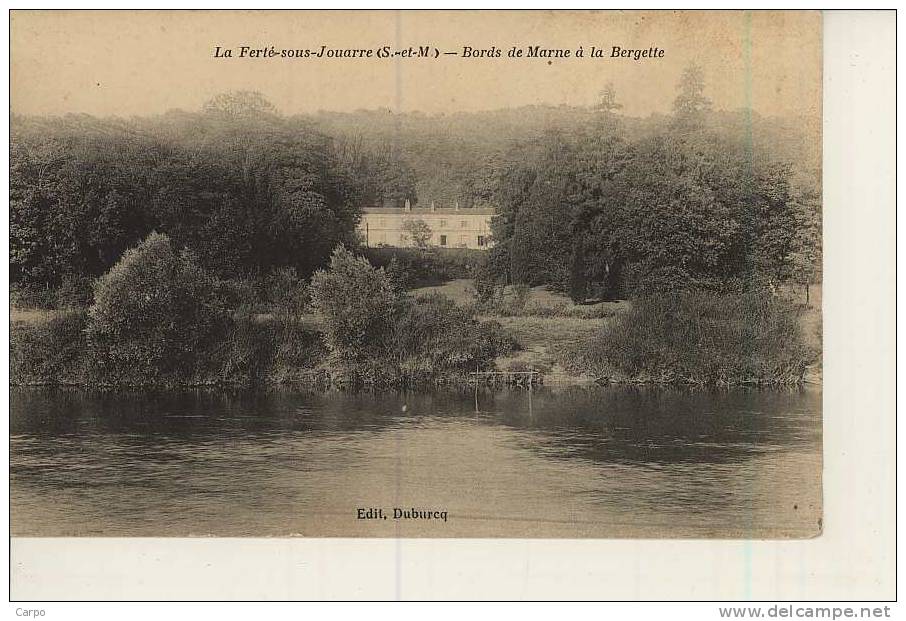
[404,198,411,212]
[454,200,459,211]
[431,201,436,212]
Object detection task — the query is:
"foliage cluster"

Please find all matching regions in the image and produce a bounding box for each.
[10,93,373,293]
[362,246,483,289]
[573,290,815,385]
[11,233,324,387]
[85,232,230,384]
[309,247,514,382]
[484,68,821,298]
[11,310,89,385]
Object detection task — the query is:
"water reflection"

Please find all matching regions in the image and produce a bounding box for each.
[482,386,820,465]
[10,386,821,538]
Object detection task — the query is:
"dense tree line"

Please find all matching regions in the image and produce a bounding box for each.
[313,99,820,212]
[12,80,821,302]
[10,93,368,291]
[484,69,822,299]
[313,74,820,298]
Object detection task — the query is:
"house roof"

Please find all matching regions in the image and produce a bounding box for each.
[362,206,496,216]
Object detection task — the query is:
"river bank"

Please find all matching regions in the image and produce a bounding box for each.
[10,279,821,389]
[417,279,823,387]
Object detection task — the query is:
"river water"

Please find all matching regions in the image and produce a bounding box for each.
[10,386,821,538]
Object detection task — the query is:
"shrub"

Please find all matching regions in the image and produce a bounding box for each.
[471,261,504,310]
[211,269,309,316]
[204,313,326,386]
[473,282,535,317]
[10,275,94,311]
[12,237,326,388]
[328,358,406,388]
[621,263,747,296]
[518,300,567,317]
[574,290,814,384]
[310,245,398,361]
[10,310,88,385]
[510,284,531,313]
[390,293,514,374]
[432,247,486,278]
[260,266,309,316]
[86,232,230,385]
[384,257,409,295]
[213,278,259,312]
[55,275,94,308]
[270,318,328,382]
[562,304,620,320]
[476,318,520,359]
[208,313,279,386]
[10,283,58,310]
[362,247,483,288]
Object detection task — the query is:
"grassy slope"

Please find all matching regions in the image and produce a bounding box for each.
[411,279,621,382]
[409,279,476,305]
[411,279,822,385]
[486,316,607,381]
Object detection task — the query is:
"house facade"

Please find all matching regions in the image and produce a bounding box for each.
[358,201,495,250]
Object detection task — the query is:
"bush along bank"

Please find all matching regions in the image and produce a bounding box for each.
[568,290,817,386]
[309,246,516,387]
[10,235,814,389]
[10,235,514,388]
[10,233,326,388]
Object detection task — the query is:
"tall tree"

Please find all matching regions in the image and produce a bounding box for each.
[10,105,362,287]
[672,64,712,131]
[401,219,432,249]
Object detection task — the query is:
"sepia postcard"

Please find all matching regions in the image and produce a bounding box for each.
[9,9,823,542]
[23,10,905,606]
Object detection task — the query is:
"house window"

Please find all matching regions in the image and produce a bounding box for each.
[477,235,486,247]
[460,220,467,228]
[439,219,447,227]
[459,235,467,247]
[440,235,447,246]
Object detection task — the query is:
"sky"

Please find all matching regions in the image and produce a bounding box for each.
[11,10,821,120]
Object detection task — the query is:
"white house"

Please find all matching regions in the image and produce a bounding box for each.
[358,200,495,250]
